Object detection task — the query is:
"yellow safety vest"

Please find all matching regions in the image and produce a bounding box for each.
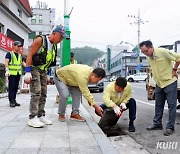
[32,35,57,71]
[9,52,22,75]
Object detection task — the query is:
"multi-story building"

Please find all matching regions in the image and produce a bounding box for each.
[28,1,55,45]
[0,0,32,90]
[106,44,148,77]
[110,49,148,77]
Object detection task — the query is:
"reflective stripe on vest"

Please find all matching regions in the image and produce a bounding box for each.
[9,52,22,75]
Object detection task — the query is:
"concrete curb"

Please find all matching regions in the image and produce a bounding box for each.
[80,105,119,154]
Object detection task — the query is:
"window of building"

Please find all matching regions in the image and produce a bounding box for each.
[0,23,4,33]
[119,59,121,64]
[39,15,42,23]
[39,32,42,35]
[17,9,22,17]
[126,58,130,63]
[140,58,142,63]
[28,32,36,39]
[31,15,36,23]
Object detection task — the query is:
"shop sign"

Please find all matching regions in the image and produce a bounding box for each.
[0,33,13,51]
[0,33,23,54]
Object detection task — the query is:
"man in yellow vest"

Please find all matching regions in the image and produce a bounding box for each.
[5,41,26,107]
[24,25,69,128]
[70,52,77,64]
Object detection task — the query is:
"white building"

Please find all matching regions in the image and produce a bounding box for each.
[106,44,148,77]
[0,0,32,87]
[107,45,129,60]
[28,1,55,45]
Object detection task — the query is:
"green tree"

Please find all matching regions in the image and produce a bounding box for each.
[71,46,105,66]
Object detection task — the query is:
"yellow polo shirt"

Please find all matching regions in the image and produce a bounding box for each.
[147,48,180,88]
[56,64,95,105]
[103,82,132,107]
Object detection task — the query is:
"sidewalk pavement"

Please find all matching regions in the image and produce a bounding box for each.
[0,85,118,154]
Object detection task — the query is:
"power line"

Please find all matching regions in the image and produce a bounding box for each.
[71,40,110,45]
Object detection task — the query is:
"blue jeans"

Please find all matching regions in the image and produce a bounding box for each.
[97,98,136,122]
[153,81,177,130]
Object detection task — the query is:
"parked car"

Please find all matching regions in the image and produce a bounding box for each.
[126,72,147,82]
[109,76,117,82]
[88,79,104,92]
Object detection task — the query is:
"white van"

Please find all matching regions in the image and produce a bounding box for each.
[126,73,147,82]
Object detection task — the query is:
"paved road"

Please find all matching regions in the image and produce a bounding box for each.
[86,82,180,154]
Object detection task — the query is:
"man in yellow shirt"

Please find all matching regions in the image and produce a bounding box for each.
[96,77,136,132]
[56,64,106,122]
[140,40,180,136]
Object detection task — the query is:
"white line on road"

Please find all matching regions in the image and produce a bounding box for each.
[136,99,180,113]
[96,100,180,113]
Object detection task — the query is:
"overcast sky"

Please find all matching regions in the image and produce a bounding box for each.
[29,0,180,52]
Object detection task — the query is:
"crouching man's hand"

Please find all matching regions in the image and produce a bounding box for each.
[93,104,103,117]
[113,105,122,117]
[120,102,127,111]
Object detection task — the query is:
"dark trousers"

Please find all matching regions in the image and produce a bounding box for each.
[8,75,21,103]
[97,98,136,123]
[154,81,177,130]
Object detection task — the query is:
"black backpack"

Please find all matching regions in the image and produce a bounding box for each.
[32,35,57,67]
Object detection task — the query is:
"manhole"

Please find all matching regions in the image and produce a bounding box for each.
[98,108,127,137]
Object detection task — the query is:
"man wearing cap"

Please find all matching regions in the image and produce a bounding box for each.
[70,52,77,64]
[5,41,26,107]
[24,25,69,128]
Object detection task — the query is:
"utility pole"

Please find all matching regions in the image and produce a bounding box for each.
[128,9,148,72]
[128,9,147,49]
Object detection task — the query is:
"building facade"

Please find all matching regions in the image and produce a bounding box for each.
[28,1,55,45]
[110,49,148,77]
[106,44,148,78]
[0,0,32,91]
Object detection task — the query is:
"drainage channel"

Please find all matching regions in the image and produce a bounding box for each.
[99,125,127,137]
[98,108,127,137]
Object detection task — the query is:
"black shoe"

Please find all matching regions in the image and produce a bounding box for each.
[10,103,15,107]
[147,125,163,131]
[164,129,174,136]
[177,104,180,109]
[15,102,20,106]
[128,124,135,132]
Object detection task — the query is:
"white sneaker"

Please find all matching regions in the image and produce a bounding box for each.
[28,117,44,128]
[39,116,52,125]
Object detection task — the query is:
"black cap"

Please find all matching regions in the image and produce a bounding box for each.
[70,52,74,57]
[52,25,70,39]
[14,41,22,47]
